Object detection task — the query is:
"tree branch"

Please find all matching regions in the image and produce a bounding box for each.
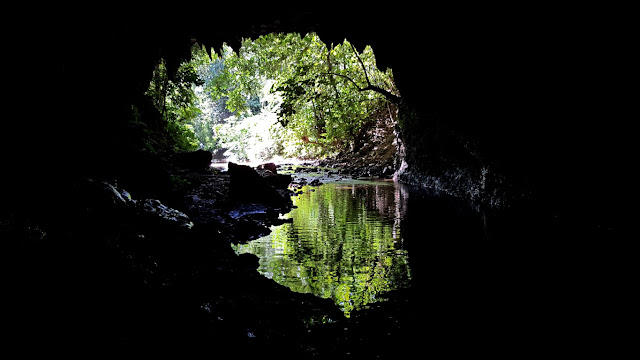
[350,43,372,87]
[361,84,401,104]
[349,44,401,104]
[321,72,400,104]
[324,72,362,90]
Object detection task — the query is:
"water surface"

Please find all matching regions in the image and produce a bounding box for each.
[234,181,411,316]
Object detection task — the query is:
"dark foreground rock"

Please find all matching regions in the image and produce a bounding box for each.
[256,162,277,173]
[228,161,292,208]
[256,163,293,190]
[4,159,344,357]
[6,157,629,358]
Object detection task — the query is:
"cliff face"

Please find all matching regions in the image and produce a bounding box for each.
[9,5,632,228]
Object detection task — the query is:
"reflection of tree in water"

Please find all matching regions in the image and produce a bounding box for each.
[235,182,411,317]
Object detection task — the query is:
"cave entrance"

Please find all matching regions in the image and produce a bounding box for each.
[145,32,400,168]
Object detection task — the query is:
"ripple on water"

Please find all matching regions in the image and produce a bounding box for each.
[233,181,411,317]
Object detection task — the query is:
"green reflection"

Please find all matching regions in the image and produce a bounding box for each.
[234,182,411,317]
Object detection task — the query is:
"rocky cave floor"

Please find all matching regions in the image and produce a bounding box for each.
[8,146,426,358]
[8,148,629,357]
[8,115,627,356]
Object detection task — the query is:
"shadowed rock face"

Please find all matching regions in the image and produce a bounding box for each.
[228,162,292,208]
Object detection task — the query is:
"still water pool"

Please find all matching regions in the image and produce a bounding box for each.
[234,181,411,317]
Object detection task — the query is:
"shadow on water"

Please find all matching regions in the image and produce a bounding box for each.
[234,181,411,317]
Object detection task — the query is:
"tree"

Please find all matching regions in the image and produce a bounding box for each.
[284,38,398,152]
[145,58,201,152]
[200,33,400,156]
[144,33,399,158]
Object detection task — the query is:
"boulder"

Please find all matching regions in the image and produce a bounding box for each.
[228,162,291,208]
[136,198,194,230]
[71,179,131,222]
[256,169,292,190]
[267,173,293,189]
[257,162,278,174]
[256,162,291,189]
[73,179,194,235]
[88,180,130,211]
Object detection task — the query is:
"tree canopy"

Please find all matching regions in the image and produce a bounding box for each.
[145,32,399,159]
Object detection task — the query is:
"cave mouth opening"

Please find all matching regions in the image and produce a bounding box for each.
[142,31,400,167]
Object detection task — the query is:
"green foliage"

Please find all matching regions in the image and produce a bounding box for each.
[266,35,399,154]
[234,182,411,317]
[195,33,399,158]
[144,58,200,152]
[142,33,398,159]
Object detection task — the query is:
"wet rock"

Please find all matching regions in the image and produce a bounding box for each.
[257,162,277,174]
[136,198,194,230]
[78,179,195,232]
[268,174,293,190]
[223,215,272,243]
[76,179,130,213]
[228,162,267,191]
[256,168,292,190]
[228,162,291,208]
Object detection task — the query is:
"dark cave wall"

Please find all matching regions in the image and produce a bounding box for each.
[10,5,632,227]
[351,7,632,226]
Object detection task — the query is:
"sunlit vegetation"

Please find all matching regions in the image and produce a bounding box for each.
[234,182,411,316]
[144,32,399,160]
